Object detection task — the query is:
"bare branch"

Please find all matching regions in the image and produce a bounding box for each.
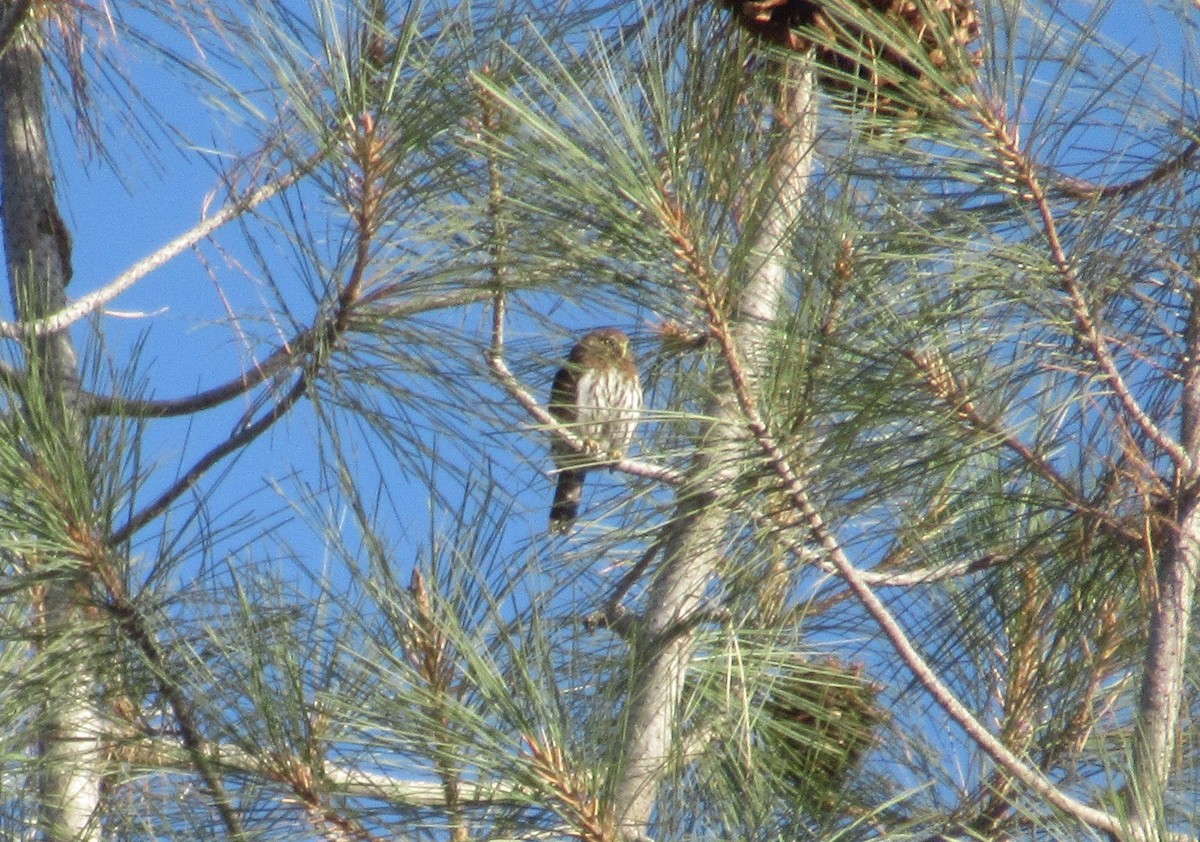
[0,152,322,341]
[111,375,308,545]
[485,321,682,488]
[84,288,491,418]
[1055,140,1199,202]
[87,327,316,418]
[118,734,525,807]
[774,528,1005,587]
[109,132,363,544]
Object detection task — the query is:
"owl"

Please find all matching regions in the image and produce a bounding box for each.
[548,328,642,531]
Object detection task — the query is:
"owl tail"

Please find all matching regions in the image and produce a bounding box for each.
[550,469,586,532]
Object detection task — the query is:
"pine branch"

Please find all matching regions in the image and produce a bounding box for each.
[84,288,490,418]
[1054,139,1199,201]
[702,229,1179,842]
[0,150,323,341]
[110,374,308,545]
[109,107,411,546]
[100,573,247,840]
[115,733,526,806]
[975,100,1189,474]
[486,295,682,489]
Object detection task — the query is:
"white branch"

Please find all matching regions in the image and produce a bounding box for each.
[485,334,682,487]
[0,158,314,340]
[611,59,817,841]
[122,735,525,807]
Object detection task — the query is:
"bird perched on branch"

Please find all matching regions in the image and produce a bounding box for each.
[548,328,642,532]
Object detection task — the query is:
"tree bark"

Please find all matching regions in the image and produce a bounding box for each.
[1129,282,1200,826]
[612,61,816,840]
[0,8,101,841]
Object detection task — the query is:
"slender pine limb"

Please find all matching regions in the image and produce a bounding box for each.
[110,108,415,546]
[0,152,324,341]
[975,101,1189,474]
[84,288,490,419]
[485,315,682,489]
[903,347,1151,545]
[100,573,247,840]
[111,375,309,545]
[1054,139,1199,201]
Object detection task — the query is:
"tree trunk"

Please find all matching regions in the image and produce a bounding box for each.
[1129,285,1200,828]
[0,8,102,841]
[612,60,816,840]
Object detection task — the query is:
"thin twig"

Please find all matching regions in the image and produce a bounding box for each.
[0,152,323,340]
[484,341,682,488]
[770,523,1005,586]
[583,539,665,637]
[902,347,1147,547]
[88,327,317,418]
[99,567,246,840]
[604,538,662,616]
[1055,139,1199,201]
[85,288,491,418]
[111,375,308,544]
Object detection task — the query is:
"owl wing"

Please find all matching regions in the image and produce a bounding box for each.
[549,363,578,424]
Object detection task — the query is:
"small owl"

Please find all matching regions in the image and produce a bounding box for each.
[548,328,642,531]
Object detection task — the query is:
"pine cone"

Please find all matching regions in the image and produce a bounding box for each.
[722,0,982,118]
[759,657,883,809]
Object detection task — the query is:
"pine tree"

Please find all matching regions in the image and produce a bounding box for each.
[0,1,1198,840]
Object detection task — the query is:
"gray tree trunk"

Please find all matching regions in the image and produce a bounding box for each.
[613,61,816,840]
[0,8,102,841]
[1129,289,1200,828]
